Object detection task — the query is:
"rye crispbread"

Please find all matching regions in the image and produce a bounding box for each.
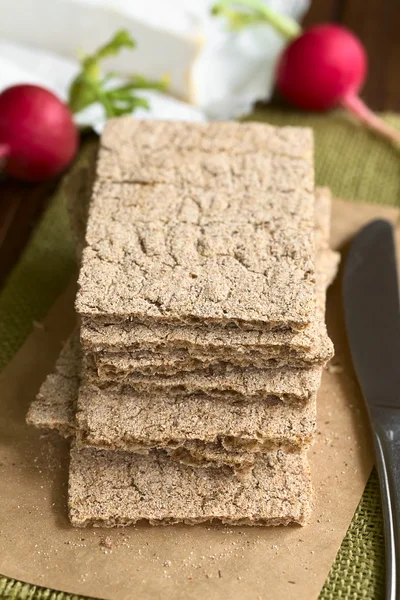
[83,357,322,402]
[66,159,336,369]
[79,190,338,371]
[68,444,312,527]
[76,120,316,332]
[75,382,316,453]
[26,335,80,437]
[27,322,316,473]
[28,332,317,473]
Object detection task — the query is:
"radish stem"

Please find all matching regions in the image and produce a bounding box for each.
[211,0,300,39]
[342,94,400,146]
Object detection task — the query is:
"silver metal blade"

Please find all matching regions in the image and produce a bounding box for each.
[343,219,400,410]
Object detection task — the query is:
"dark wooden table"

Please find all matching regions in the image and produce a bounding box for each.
[0,0,399,287]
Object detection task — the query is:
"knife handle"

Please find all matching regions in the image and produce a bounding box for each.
[370,406,400,600]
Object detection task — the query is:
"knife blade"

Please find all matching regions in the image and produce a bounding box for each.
[343,219,400,600]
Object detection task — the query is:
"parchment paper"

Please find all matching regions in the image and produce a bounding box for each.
[0,198,399,600]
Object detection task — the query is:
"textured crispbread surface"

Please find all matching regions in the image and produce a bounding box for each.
[84,357,322,402]
[318,250,340,296]
[95,119,314,190]
[29,332,316,471]
[28,366,310,475]
[76,382,316,453]
[83,245,338,374]
[84,246,337,375]
[76,120,316,331]
[68,178,335,368]
[97,119,314,166]
[90,343,323,375]
[168,441,258,472]
[26,335,80,437]
[79,189,337,371]
[68,445,312,527]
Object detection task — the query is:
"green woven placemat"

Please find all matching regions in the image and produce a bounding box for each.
[0,108,397,600]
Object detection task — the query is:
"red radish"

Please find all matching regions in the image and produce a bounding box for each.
[213,2,400,144]
[276,24,400,145]
[0,84,78,182]
[277,25,366,111]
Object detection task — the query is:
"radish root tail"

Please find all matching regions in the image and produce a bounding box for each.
[342,94,400,146]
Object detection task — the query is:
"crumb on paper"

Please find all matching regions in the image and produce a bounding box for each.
[327,361,343,374]
[100,536,113,551]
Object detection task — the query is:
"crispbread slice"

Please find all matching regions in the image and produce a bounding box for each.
[28,331,316,473]
[26,335,80,437]
[90,344,320,376]
[76,382,316,453]
[66,163,336,368]
[84,245,338,375]
[68,445,312,527]
[97,119,314,164]
[79,192,338,371]
[76,120,316,332]
[83,358,322,403]
[86,244,337,376]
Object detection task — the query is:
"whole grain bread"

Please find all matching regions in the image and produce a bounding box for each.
[28,330,317,473]
[76,120,316,332]
[75,381,316,453]
[79,191,338,371]
[68,444,312,527]
[83,357,322,402]
[83,245,338,375]
[26,335,80,437]
[66,161,337,368]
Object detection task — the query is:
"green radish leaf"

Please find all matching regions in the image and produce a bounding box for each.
[211,0,300,39]
[68,29,168,118]
[112,97,151,115]
[94,30,136,60]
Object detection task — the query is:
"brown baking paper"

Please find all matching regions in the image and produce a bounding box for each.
[0,198,399,600]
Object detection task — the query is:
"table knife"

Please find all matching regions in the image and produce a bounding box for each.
[343,219,400,600]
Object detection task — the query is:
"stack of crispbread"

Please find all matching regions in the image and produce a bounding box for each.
[28,119,339,528]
